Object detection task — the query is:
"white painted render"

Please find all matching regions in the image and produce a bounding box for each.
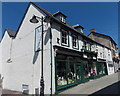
[1,4,52,94]
[96,44,114,75]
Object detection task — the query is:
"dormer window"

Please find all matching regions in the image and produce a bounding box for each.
[60,16,65,23]
[53,11,67,23]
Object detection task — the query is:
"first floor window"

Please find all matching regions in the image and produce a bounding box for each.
[83,41,87,49]
[72,34,78,49]
[61,29,69,46]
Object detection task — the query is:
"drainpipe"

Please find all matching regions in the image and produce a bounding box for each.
[50,21,53,96]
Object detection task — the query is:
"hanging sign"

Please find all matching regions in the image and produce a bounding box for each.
[35,26,42,52]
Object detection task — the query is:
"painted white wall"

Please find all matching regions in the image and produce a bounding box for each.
[1,4,52,94]
[51,22,84,52]
[95,44,114,75]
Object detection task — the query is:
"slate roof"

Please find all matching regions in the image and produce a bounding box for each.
[88,32,117,45]
[6,29,17,38]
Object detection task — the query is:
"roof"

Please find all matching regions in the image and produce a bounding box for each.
[1,29,16,42]
[88,32,117,45]
[20,2,112,49]
[53,11,67,18]
[1,2,111,50]
[6,29,17,38]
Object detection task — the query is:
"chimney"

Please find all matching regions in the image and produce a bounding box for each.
[90,28,96,32]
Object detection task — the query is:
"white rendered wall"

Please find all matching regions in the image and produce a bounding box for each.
[52,22,84,52]
[96,44,114,75]
[2,4,51,94]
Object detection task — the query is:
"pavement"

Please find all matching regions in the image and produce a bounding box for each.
[59,71,120,95]
[0,72,120,95]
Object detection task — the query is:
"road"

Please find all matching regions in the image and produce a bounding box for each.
[59,72,120,95]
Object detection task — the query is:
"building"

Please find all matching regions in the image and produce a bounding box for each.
[88,29,117,58]
[1,2,114,95]
[88,29,117,73]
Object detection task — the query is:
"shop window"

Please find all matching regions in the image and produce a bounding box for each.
[84,62,89,79]
[76,64,81,81]
[61,29,69,46]
[90,62,97,76]
[68,62,76,84]
[72,34,78,49]
[56,55,82,89]
[97,63,106,75]
[56,61,67,86]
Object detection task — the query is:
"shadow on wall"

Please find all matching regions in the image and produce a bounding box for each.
[89,81,120,96]
[33,51,39,64]
[44,28,50,45]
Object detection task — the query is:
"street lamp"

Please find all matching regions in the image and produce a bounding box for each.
[30,15,45,96]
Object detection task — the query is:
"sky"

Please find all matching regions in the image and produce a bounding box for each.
[1,2,119,49]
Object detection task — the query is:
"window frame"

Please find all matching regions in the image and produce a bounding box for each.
[61,28,69,47]
[72,34,79,49]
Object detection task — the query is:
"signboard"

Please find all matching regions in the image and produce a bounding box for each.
[35,26,42,52]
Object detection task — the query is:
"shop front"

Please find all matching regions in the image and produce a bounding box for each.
[81,52,98,82]
[55,53,82,91]
[54,46,98,93]
[96,59,108,78]
[54,46,107,93]
[54,46,83,93]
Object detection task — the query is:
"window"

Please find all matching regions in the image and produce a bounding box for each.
[100,52,102,58]
[83,41,87,49]
[60,16,65,23]
[80,28,83,33]
[87,43,91,51]
[72,34,78,49]
[61,29,69,46]
[108,50,110,57]
[56,60,67,86]
[84,61,89,79]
